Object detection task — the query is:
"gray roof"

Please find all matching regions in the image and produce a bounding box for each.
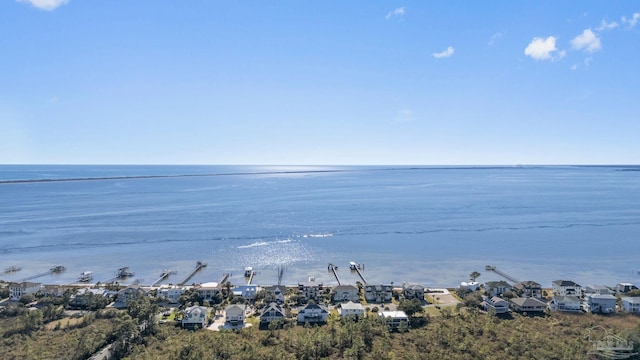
[510,297,546,307]
[552,295,581,303]
[622,297,640,304]
[340,301,364,310]
[552,280,581,287]
[485,281,511,288]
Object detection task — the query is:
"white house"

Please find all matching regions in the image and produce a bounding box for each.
[182,306,208,330]
[263,285,286,304]
[332,285,359,303]
[552,280,582,296]
[297,279,324,303]
[232,285,258,301]
[616,283,639,294]
[484,281,513,297]
[9,282,41,301]
[338,301,365,318]
[584,294,617,314]
[195,282,221,302]
[509,297,546,313]
[158,285,186,304]
[297,303,329,324]
[114,285,148,308]
[378,310,408,331]
[364,284,393,303]
[622,297,640,314]
[260,302,286,324]
[585,285,613,295]
[549,295,582,313]
[225,304,246,327]
[514,281,543,299]
[459,281,480,292]
[483,296,509,314]
[402,283,425,300]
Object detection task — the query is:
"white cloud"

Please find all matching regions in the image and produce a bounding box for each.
[621,12,640,28]
[17,0,69,11]
[432,46,454,58]
[488,32,502,46]
[571,29,601,52]
[386,7,405,20]
[524,36,561,61]
[595,19,618,31]
[570,64,578,71]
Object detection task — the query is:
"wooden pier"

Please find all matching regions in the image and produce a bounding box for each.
[247,270,256,285]
[328,263,342,285]
[19,265,66,282]
[217,273,230,288]
[485,265,519,284]
[350,261,367,284]
[151,269,176,287]
[178,261,207,286]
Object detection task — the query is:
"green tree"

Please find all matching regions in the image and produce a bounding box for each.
[398,298,423,318]
[470,271,481,282]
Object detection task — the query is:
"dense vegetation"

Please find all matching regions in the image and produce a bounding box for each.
[122,311,640,360]
[2,280,640,359]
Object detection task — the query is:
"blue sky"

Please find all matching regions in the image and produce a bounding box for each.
[1,1,639,165]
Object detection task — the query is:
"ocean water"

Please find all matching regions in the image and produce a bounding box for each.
[1,165,639,288]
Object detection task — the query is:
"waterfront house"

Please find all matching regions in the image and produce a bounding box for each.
[195,282,222,302]
[378,310,409,331]
[225,304,246,327]
[483,296,510,314]
[338,301,365,318]
[182,306,208,330]
[459,281,480,292]
[260,302,286,325]
[584,294,617,314]
[364,284,393,303]
[263,285,286,304]
[114,285,148,308]
[509,297,546,313]
[513,281,543,299]
[232,285,258,301]
[69,288,111,309]
[158,285,186,304]
[297,303,329,324]
[8,281,42,301]
[585,285,614,295]
[549,295,582,312]
[484,281,513,297]
[402,283,425,301]
[297,278,324,303]
[332,284,360,303]
[552,280,582,296]
[621,297,640,314]
[616,283,639,294]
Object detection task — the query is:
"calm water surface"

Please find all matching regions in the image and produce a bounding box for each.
[1,165,639,287]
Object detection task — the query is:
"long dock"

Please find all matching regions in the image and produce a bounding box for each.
[247,271,256,285]
[328,263,342,285]
[350,262,367,284]
[217,273,230,288]
[178,261,207,286]
[485,265,519,284]
[20,265,66,282]
[151,269,176,287]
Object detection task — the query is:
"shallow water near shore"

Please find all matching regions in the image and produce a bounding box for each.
[1,165,639,288]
